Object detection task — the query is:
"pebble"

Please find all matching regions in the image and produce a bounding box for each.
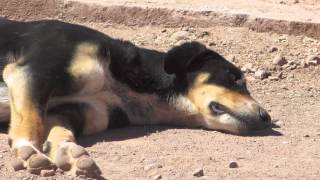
[268,46,278,53]
[193,168,204,177]
[171,31,190,41]
[197,31,210,38]
[289,64,297,70]
[208,42,216,46]
[304,134,310,138]
[144,163,162,171]
[40,169,55,177]
[241,63,255,73]
[307,55,320,65]
[268,76,279,81]
[229,161,239,168]
[254,69,270,80]
[273,54,287,66]
[153,174,162,180]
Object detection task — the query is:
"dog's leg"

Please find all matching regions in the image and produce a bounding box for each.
[3,63,53,173]
[44,115,101,177]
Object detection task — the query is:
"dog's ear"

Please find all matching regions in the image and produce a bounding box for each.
[164,41,210,75]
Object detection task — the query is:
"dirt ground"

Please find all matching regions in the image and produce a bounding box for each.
[0,22,319,180]
[1,0,320,179]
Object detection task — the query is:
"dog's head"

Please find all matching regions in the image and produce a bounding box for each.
[164,42,271,135]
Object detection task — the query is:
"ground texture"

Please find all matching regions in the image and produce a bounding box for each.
[0,0,320,180]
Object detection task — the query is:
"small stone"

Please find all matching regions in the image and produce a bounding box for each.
[268,46,278,53]
[307,55,320,65]
[289,64,297,70]
[229,161,239,168]
[171,31,189,41]
[273,54,287,66]
[193,168,204,177]
[153,174,162,180]
[279,1,286,4]
[208,42,216,46]
[304,134,310,137]
[254,69,270,80]
[197,31,210,38]
[241,63,255,73]
[40,169,55,177]
[268,76,279,81]
[144,163,157,171]
[161,29,167,33]
[293,0,299,4]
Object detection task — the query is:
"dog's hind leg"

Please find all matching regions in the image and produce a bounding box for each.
[3,63,54,173]
[44,103,102,177]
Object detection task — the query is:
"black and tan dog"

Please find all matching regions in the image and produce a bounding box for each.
[0,19,271,177]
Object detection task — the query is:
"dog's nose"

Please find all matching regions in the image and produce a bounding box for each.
[259,107,271,124]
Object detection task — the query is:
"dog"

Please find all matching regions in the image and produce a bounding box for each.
[0,19,271,177]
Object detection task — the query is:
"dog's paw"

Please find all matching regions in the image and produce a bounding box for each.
[11,141,54,174]
[54,142,101,177]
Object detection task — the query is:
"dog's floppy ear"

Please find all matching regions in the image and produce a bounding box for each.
[164,41,209,75]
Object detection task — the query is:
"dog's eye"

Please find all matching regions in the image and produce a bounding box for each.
[209,102,225,115]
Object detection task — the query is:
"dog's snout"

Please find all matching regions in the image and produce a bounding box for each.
[259,107,271,124]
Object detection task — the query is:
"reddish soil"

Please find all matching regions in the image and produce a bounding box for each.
[0,0,320,180]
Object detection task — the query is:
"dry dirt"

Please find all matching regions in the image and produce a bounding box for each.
[1,1,320,180]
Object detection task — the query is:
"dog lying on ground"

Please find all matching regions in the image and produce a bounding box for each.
[0,19,271,177]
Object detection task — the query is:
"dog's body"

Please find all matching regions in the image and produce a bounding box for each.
[0,19,271,177]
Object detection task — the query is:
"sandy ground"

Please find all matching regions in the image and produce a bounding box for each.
[0,22,319,179]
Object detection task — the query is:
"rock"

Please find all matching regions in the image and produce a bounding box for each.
[273,54,287,66]
[171,31,189,41]
[153,174,162,180]
[144,163,162,171]
[229,161,239,168]
[40,169,55,177]
[193,168,204,177]
[161,29,167,33]
[304,134,310,138]
[268,46,278,53]
[289,64,297,70]
[254,69,270,80]
[307,55,320,65]
[241,63,255,73]
[208,42,216,46]
[268,76,279,81]
[293,0,299,3]
[197,31,210,38]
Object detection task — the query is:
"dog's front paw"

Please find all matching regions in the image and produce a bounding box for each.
[11,140,54,174]
[53,142,101,177]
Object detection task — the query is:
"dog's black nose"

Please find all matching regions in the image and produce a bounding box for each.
[259,108,271,124]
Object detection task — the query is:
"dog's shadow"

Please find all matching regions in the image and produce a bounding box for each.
[0,123,283,147]
[78,123,282,147]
